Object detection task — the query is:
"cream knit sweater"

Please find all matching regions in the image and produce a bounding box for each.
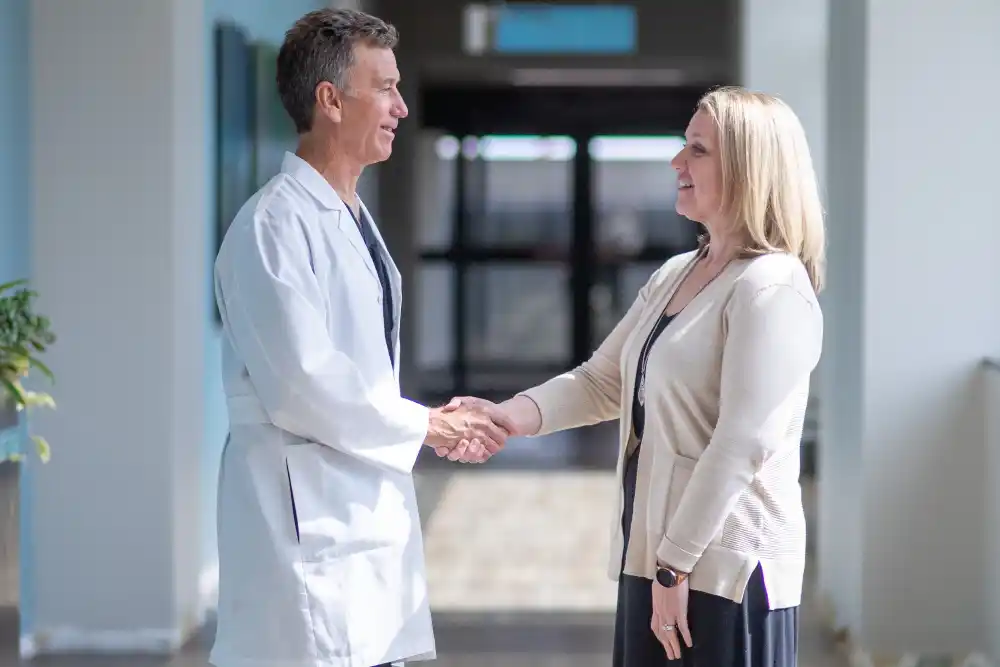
[519,248,822,609]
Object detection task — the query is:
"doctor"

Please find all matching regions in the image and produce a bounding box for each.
[210,8,510,667]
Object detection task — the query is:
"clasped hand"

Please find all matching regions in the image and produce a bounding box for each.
[425,396,525,463]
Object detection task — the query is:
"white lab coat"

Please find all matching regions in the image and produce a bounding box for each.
[210,152,435,667]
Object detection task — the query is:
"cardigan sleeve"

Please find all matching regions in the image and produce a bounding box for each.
[517,255,690,435]
[517,285,647,435]
[655,282,823,573]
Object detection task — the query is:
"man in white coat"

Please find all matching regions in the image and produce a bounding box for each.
[210,8,510,667]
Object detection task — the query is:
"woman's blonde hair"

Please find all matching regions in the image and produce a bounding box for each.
[696,86,826,292]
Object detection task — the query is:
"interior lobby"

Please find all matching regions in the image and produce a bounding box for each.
[0,1,999,666]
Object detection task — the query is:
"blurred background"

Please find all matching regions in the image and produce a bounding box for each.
[0,0,998,665]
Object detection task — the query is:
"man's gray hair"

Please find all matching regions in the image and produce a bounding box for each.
[276,8,398,133]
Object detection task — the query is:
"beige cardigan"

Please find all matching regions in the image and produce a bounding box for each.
[519,248,823,609]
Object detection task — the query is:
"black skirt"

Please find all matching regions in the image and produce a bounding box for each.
[613,446,800,667]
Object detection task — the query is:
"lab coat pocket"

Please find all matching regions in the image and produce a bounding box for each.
[286,459,301,545]
[284,444,352,563]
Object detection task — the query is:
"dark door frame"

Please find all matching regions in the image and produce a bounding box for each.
[419,84,714,396]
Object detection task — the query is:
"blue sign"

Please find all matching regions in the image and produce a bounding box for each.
[493,4,637,55]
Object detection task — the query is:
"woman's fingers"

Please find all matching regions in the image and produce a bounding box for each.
[658,625,681,660]
[651,613,681,660]
[677,614,693,648]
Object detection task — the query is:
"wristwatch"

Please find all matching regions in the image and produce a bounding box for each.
[655,564,689,588]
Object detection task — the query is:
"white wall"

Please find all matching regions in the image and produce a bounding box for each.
[985,361,1000,660]
[824,0,1000,656]
[201,0,331,588]
[744,0,1000,656]
[740,0,828,198]
[27,0,206,653]
[740,0,828,433]
[0,0,30,284]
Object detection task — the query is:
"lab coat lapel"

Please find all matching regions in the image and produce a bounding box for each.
[358,198,402,347]
[333,200,380,283]
[278,152,379,283]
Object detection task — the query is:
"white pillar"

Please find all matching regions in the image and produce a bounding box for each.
[740,0,828,459]
[26,0,206,654]
[740,0,828,197]
[823,0,1000,659]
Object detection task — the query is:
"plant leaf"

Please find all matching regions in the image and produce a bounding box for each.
[22,391,55,410]
[25,356,53,383]
[0,346,27,361]
[0,377,25,408]
[31,436,50,463]
[0,280,27,295]
[0,347,53,382]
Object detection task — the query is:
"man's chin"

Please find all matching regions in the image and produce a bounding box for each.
[367,149,393,165]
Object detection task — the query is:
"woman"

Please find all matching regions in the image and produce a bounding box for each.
[444,86,825,666]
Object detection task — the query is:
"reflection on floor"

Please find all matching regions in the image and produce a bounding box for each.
[0,425,845,666]
[424,470,619,612]
[414,424,844,667]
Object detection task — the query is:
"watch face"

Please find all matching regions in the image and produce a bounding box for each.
[656,568,677,588]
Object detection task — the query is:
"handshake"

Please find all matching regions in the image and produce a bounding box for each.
[424,395,540,464]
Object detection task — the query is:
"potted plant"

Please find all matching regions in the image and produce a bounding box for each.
[0,280,56,463]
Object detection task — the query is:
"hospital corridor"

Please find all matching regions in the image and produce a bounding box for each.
[1,0,998,666]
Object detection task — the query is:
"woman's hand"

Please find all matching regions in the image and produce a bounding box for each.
[498,395,542,437]
[651,577,694,660]
[436,396,527,462]
[436,395,542,462]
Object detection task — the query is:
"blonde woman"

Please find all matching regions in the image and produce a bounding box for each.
[446,87,825,666]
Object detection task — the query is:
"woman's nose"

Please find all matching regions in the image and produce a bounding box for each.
[670,148,685,171]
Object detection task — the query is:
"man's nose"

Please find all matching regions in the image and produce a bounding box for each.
[393,94,409,119]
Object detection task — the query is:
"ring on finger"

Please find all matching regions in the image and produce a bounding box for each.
[661,624,676,632]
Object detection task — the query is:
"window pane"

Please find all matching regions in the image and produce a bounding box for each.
[416,134,458,252]
[591,262,666,345]
[416,263,455,371]
[420,135,576,252]
[590,135,700,255]
[465,264,569,365]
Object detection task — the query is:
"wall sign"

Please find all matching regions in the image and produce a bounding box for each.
[463,3,637,55]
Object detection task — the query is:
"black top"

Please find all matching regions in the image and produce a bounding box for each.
[631,311,675,443]
[343,202,395,368]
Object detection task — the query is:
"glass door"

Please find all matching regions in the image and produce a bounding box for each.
[415,132,701,400]
[417,134,576,398]
[589,135,700,343]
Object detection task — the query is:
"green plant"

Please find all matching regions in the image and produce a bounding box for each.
[0,279,56,463]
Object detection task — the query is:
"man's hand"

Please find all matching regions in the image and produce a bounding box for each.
[433,396,519,463]
[425,402,510,463]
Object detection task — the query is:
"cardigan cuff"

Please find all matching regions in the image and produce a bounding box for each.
[516,384,566,436]
[655,538,701,574]
[513,392,544,436]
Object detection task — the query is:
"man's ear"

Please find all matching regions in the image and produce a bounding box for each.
[314,81,344,124]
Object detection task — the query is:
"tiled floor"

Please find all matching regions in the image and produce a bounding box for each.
[415,427,845,667]
[0,427,846,666]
